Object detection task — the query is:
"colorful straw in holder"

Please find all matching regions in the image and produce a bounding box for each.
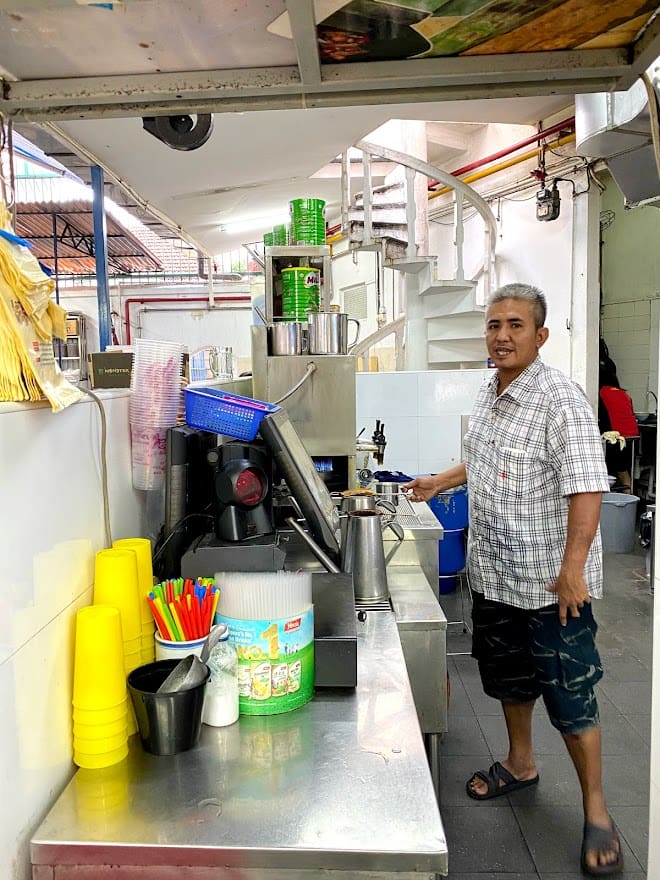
[147,577,219,644]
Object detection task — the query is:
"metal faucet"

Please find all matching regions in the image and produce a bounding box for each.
[356,420,387,466]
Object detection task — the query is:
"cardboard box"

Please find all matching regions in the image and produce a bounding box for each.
[88,352,133,389]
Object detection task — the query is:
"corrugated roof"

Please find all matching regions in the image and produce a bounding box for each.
[14,198,163,276]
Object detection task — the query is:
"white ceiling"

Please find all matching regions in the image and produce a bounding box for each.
[1,1,655,255]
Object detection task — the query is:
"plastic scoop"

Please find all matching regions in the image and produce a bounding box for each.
[200,623,227,663]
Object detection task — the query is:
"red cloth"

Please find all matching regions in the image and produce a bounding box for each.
[599,386,639,437]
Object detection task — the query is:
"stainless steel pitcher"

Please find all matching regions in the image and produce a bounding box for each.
[341,510,403,604]
[307,312,360,355]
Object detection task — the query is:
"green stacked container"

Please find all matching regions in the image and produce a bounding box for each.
[272,224,289,246]
[263,231,274,248]
[281,267,320,320]
[289,198,326,246]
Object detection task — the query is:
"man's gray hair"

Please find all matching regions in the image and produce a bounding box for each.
[487,283,547,329]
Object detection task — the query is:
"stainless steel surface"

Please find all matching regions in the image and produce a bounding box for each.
[388,566,448,734]
[31,610,447,877]
[341,509,390,604]
[307,311,360,355]
[272,362,316,405]
[252,326,356,462]
[285,516,340,574]
[383,498,443,588]
[259,408,341,559]
[268,321,308,356]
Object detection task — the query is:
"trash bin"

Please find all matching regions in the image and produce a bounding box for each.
[600,493,639,553]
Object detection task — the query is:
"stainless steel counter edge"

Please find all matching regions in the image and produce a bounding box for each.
[31,608,448,876]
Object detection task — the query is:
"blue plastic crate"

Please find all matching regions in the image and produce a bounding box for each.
[184,387,279,440]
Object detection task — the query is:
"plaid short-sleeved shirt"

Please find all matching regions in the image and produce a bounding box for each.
[464,357,610,610]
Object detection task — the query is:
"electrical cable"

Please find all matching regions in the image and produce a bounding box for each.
[152,512,214,565]
[84,388,113,548]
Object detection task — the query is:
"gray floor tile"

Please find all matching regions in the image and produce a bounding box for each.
[625,713,652,744]
[602,753,651,807]
[598,680,653,716]
[598,710,650,756]
[446,875,539,880]
[540,873,646,879]
[438,714,490,756]
[513,803,642,875]
[609,804,650,870]
[446,669,475,716]
[600,653,652,683]
[441,805,536,874]
[478,709,567,758]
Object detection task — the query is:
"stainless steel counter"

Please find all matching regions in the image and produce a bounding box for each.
[31,601,448,879]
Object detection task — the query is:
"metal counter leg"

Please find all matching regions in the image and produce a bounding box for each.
[425,732,441,802]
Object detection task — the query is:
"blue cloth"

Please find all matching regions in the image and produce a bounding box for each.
[0,229,32,249]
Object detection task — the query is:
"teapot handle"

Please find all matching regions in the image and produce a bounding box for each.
[384,520,404,541]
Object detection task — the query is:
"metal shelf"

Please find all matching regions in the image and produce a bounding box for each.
[264,245,332,323]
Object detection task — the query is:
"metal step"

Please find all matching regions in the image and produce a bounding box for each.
[426,313,486,340]
[427,337,487,364]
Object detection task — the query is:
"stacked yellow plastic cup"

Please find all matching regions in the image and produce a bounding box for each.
[112,538,155,664]
[72,606,128,769]
[93,548,143,734]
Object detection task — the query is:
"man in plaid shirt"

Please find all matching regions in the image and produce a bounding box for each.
[404,283,621,876]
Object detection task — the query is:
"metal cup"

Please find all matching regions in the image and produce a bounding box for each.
[341,510,389,604]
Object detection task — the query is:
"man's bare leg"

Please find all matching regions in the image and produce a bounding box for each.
[468,700,538,796]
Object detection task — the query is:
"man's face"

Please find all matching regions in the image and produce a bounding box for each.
[485,297,548,379]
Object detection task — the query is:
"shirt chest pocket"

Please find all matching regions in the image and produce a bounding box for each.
[497,447,533,498]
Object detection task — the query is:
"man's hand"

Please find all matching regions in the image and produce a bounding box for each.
[402,464,468,503]
[546,567,591,626]
[401,475,442,503]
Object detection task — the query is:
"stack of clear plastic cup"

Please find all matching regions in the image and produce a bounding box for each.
[112,537,156,664]
[129,339,184,491]
[72,605,129,769]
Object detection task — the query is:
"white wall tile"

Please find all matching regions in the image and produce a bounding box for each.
[417,369,489,415]
[417,417,462,466]
[355,371,419,420]
[375,416,419,469]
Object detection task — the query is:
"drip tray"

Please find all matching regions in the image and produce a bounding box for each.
[355,597,393,613]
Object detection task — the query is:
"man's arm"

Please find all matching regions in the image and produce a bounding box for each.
[547,492,603,625]
[402,463,467,503]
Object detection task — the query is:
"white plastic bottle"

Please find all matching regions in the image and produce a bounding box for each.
[202,628,239,727]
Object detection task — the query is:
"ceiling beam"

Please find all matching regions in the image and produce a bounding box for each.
[0,48,641,122]
[617,12,660,90]
[285,0,321,87]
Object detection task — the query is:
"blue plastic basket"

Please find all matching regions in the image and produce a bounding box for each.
[184,387,279,441]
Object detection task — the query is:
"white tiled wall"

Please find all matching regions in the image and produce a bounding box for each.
[0,392,145,880]
[601,299,652,413]
[356,369,490,475]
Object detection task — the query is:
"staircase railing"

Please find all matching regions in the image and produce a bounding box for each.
[352,139,497,299]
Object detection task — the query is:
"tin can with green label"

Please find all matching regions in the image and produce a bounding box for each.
[281,266,320,320]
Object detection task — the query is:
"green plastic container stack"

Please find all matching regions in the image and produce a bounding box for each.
[289,198,326,246]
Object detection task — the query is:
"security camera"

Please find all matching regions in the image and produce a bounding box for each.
[142,114,213,151]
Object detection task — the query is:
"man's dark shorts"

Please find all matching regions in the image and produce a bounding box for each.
[471,591,603,734]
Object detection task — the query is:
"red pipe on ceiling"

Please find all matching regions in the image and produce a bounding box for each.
[427,116,575,189]
[326,116,577,235]
[123,295,251,344]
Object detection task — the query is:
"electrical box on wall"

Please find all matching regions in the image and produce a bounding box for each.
[536,187,561,221]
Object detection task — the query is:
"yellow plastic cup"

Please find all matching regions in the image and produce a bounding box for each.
[72,700,128,726]
[73,606,127,711]
[112,538,154,627]
[73,729,128,754]
[73,716,128,740]
[74,742,128,770]
[93,549,141,642]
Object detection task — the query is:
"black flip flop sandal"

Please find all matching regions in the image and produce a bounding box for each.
[581,818,623,876]
[466,761,540,800]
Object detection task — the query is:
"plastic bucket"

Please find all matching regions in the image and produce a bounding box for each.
[428,486,469,529]
[600,492,639,553]
[438,528,466,574]
[127,660,209,755]
[439,575,458,594]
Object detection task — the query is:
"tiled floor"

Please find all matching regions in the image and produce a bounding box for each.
[436,545,653,879]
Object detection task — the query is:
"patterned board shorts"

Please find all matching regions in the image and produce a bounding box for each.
[471,591,603,734]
